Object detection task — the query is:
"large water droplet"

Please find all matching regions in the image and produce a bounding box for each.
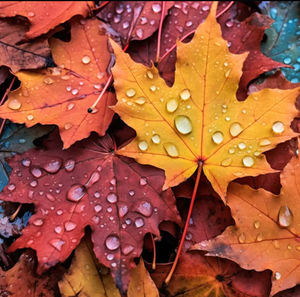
[137,201,153,217]
[229,122,243,137]
[242,156,254,167]
[212,131,224,144]
[138,140,148,151]
[67,184,86,202]
[272,121,284,134]
[105,235,120,250]
[43,159,62,173]
[278,206,293,227]
[152,3,161,13]
[107,192,118,204]
[82,55,91,64]
[8,99,22,110]
[31,167,42,178]
[64,221,77,231]
[163,143,179,157]
[180,89,191,100]
[174,115,192,135]
[135,217,145,228]
[50,238,65,251]
[166,99,178,113]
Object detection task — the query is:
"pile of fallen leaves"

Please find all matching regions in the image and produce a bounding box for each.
[0,1,299,296]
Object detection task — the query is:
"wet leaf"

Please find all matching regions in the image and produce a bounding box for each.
[151,252,271,297]
[0,1,94,39]
[0,18,51,72]
[98,1,174,43]
[261,1,300,83]
[0,131,180,291]
[193,145,300,295]
[127,259,159,297]
[0,18,116,149]
[59,238,121,297]
[111,3,300,200]
[0,251,64,297]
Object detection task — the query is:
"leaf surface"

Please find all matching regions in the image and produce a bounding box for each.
[112,3,300,199]
[0,1,94,39]
[0,19,116,149]
[193,146,300,295]
[0,131,180,291]
[59,239,121,297]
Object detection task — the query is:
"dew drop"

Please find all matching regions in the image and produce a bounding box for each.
[67,184,86,202]
[278,206,293,227]
[140,177,147,186]
[43,159,62,174]
[135,97,146,105]
[122,21,129,29]
[149,85,156,92]
[107,254,114,261]
[238,232,246,243]
[27,114,34,121]
[242,156,254,167]
[31,167,42,178]
[122,244,134,255]
[118,204,128,218]
[105,235,120,250]
[82,55,91,64]
[180,89,191,100]
[212,131,224,144]
[272,121,284,134]
[163,143,179,157]
[56,210,63,215]
[107,192,118,204]
[256,232,263,242]
[174,115,192,135]
[126,88,136,97]
[151,134,160,144]
[65,159,75,172]
[229,122,243,137]
[46,193,55,202]
[94,205,102,213]
[27,11,35,17]
[64,221,77,231]
[146,70,154,79]
[202,5,209,11]
[30,180,38,187]
[7,184,15,191]
[64,123,72,130]
[85,172,100,187]
[136,28,144,39]
[8,99,22,110]
[22,159,31,167]
[137,201,153,217]
[225,19,233,28]
[135,217,145,228]
[54,226,62,234]
[221,158,232,167]
[259,139,271,146]
[43,77,54,85]
[71,89,79,96]
[92,216,100,224]
[253,220,260,229]
[129,190,135,196]
[50,239,65,251]
[166,99,178,113]
[238,142,246,150]
[33,219,44,226]
[138,140,148,151]
[152,3,161,13]
[275,272,281,280]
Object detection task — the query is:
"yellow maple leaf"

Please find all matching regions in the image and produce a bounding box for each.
[111,3,300,200]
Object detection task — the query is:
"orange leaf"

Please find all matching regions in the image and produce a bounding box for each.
[0,1,94,39]
[0,18,115,149]
[193,144,300,295]
[111,2,300,200]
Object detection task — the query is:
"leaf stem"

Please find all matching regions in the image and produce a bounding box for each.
[150,234,157,270]
[10,204,22,221]
[159,1,234,63]
[164,162,202,285]
[156,1,166,62]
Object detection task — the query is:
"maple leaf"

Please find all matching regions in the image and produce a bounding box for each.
[193,145,300,295]
[0,131,180,291]
[111,3,300,200]
[0,1,94,39]
[151,252,271,297]
[261,1,300,83]
[0,251,65,297]
[0,18,51,72]
[59,238,121,297]
[0,18,116,149]
[98,1,174,43]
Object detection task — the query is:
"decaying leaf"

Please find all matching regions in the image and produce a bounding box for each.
[193,144,300,295]
[111,3,300,200]
[59,239,121,297]
[0,131,180,291]
[0,18,116,149]
[0,1,94,39]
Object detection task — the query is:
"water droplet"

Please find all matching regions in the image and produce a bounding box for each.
[225,19,233,27]
[30,180,38,187]
[107,254,114,261]
[283,57,292,64]
[115,5,124,14]
[138,140,148,151]
[151,134,160,144]
[54,226,62,234]
[136,28,144,39]
[122,21,129,29]
[27,114,34,121]
[140,177,147,186]
[31,167,42,178]
[137,201,153,217]
[43,77,54,85]
[238,232,246,243]
[163,143,179,157]
[22,159,31,167]
[253,220,260,229]
[278,206,293,227]
[118,204,128,217]
[225,69,231,78]
[212,131,224,144]
[273,240,280,249]
[65,159,75,172]
[27,11,35,17]
[272,121,284,134]
[92,216,100,224]
[7,184,15,191]
[33,219,44,226]
[105,235,120,250]
[43,159,62,173]
[229,122,243,137]
[64,123,72,130]
[64,221,77,231]
[186,20,193,27]
[238,142,246,150]
[174,115,192,135]
[135,97,146,105]
[71,89,79,96]
[107,193,118,203]
[274,271,281,280]
[180,89,191,100]
[94,205,102,213]
[126,88,136,97]
[46,193,55,202]
[129,190,135,196]
[67,184,86,202]
[82,55,91,64]
[221,158,232,167]
[202,5,209,11]
[259,139,271,146]
[85,172,100,187]
[146,70,154,79]
[149,85,156,92]
[122,244,134,255]
[135,217,145,228]
[152,3,161,13]
[242,156,254,167]
[166,99,178,113]
[18,138,26,144]
[8,99,22,110]
[50,238,65,251]
[56,210,63,215]
[256,232,263,242]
